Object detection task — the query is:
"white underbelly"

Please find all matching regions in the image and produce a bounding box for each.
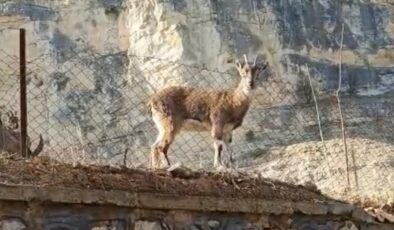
[182,119,211,132]
[181,119,235,133]
[223,124,235,133]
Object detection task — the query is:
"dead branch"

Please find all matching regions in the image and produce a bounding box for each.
[305,65,326,151]
[252,0,262,29]
[123,147,128,167]
[305,65,332,178]
[337,23,350,187]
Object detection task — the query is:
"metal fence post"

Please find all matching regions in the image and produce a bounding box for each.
[19,28,28,157]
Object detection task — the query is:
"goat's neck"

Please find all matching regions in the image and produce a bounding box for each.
[234,78,252,102]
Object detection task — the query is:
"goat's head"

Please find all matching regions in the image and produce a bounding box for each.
[235,54,268,90]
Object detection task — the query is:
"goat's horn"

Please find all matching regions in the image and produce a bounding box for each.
[243,54,248,64]
[253,55,258,66]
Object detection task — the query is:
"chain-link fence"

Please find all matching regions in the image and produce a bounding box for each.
[0,14,393,206]
[2,45,392,203]
[0,49,19,116]
[0,48,21,155]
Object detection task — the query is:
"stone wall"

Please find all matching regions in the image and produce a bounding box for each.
[0,185,392,230]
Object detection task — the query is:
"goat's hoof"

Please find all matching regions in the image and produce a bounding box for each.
[166,162,181,172]
[215,165,226,172]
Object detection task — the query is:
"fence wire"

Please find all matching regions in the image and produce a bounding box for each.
[0,50,21,153]
[1,46,392,203]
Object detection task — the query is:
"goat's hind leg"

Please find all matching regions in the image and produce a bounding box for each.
[151,109,166,169]
[151,131,162,169]
[155,114,177,168]
[223,132,235,169]
[213,140,224,168]
[161,132,174,167]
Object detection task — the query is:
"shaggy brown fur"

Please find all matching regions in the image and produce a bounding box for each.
[148,86,251,131]
[148,55,268,169]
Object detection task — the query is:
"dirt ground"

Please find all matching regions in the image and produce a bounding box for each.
[0,154,329,203]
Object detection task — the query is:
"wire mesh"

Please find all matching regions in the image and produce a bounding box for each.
[0,49,21,153]
[9,47,390,204]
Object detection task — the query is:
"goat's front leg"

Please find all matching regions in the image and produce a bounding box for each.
[211,122,226,169]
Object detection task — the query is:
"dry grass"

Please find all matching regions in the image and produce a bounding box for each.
[0,154,330,203]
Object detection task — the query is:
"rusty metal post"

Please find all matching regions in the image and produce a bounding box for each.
[19,28,28,157]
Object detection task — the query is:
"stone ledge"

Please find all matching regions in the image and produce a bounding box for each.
[0,183,371,220]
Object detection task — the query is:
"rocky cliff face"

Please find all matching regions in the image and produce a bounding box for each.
[0,0,393,201]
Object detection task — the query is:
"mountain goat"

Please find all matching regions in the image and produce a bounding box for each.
[148,54,268,169]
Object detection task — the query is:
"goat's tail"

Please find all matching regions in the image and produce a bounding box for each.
[28,134,44,157]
